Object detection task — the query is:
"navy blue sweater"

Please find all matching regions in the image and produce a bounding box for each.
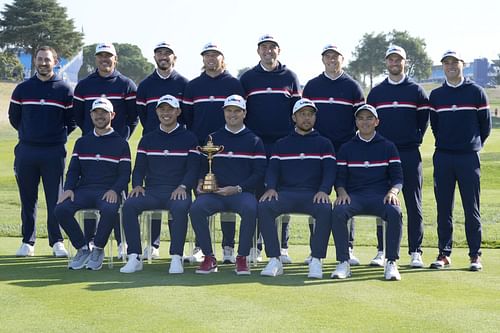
[367,77,430,150]
[303,72,364,145]
[73,69,138,139]
[266,130,336,194]
[336,133,403,196]
[429,79,491,153]
[136,70,188,135]
[64,130,131,194]
[182,71,244,143]
[8,74,75,146]
[201,127,266,192]
[240,62,301,144]
[133,125,200,192]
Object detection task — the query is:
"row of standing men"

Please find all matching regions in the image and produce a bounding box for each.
[9,35,491,278]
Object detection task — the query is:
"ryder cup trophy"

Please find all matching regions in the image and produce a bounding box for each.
[197,135,224,192]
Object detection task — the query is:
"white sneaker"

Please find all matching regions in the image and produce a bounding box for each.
[348,248,360,266]
[52,241,69,258]
[248,247,263,263]
[261,257,283,277]
[280,248,292,264]
[88,240,95,251]
[143,246,160,260]
[409,252,424,268]
[331,261,351,279]
[120,254,143,273]
[384,260,401,281]
[169,254,184,274]
[222,246,236,264]
[370,251,385,267]
[185,246,204,263]
[16,243,34,257]
[308,257,323,279]
[117,242,127,260]
[304,255,312,264]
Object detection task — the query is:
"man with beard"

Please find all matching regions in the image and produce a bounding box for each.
[258,99,335,277]
[240,34,301,264]
[73,43,138,258]
[182,43,244,264]
[302,44,365,266]
[9,46,75,257]
[55,98,131,270]
[428,50,491,271]
[135,42,189,260]
[367,45,430,268]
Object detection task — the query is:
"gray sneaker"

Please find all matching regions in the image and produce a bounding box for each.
[86,247,105,270]
[69,248,91,270]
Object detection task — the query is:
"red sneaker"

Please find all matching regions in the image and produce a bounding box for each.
[195,255,217,274]
[235,255,250,275]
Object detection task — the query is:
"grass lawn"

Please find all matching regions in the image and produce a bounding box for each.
[1,237,499,332]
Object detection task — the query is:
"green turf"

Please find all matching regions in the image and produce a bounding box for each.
[1,237,499,332]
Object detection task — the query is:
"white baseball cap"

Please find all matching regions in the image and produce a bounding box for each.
[385,45,406,60]
[258,34,279,47]
[322,44,343,57]
[201,42,223,56]
[292,98,317,114]
[223,94,246,110]
[91,97,114,113]
[354,104,378,118]
[440,50,464,62]
[154,41,174,53]
[156,94,180,108]
[95,43,116,56]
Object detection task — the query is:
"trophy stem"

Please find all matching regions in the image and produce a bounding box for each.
[208,158,213,174]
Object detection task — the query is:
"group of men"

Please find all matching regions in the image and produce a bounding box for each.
[8,34,491,279]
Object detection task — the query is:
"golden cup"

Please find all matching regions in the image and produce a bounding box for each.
[197,135,224,192]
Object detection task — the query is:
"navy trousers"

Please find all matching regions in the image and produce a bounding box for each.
[331,194,402,262]
[55,188,120,249]
[433,151,482,257]
[374,148,424,253]
[258,191,332,259]
[121,190,191,256]
[14,143,65,246]
[189,192,257,257]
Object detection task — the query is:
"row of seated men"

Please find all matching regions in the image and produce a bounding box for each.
[56,94,404,281]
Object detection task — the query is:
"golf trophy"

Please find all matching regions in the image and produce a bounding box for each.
[197,135,224,192]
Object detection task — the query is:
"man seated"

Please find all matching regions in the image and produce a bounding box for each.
[258,98,335,277]
[120,95,199,274]
[55,98,131,270]
[189,95,266,275]
[311,104,404,280]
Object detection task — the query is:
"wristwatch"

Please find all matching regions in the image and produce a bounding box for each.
[236,185,243,193]
[179,184,187,190]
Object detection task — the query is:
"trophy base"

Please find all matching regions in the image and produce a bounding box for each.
[202,174,218,192]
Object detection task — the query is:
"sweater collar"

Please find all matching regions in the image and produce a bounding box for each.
[356,130,377,142]
[93,128,115,137]
[160,123,179,134]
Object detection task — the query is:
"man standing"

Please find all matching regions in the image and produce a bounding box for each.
[258,99,335,277]
[302,44,365,265]
[120,95,199,274]
[183,42,244,263]
[367,45,430,268]
[240,34,301,263]
[429,50,491,271]
[74,43,138,139]
[325,104,404,281]
[135,42,189,259]
[189,95,266,275]
[55,98,131,270]
[9,46,74,257]
[73,42,138,256]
